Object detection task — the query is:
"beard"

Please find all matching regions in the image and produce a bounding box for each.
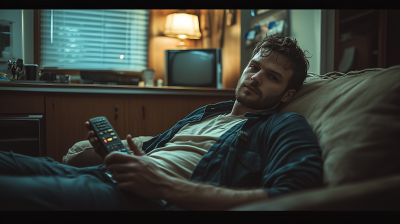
[235,81,286,111]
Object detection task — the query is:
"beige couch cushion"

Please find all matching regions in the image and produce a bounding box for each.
[277,66,400,187]
[62,136,154,168]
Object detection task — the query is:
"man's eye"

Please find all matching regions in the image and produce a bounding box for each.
[270,75,277,81]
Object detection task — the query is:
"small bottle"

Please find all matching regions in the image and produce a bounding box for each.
[157,79,163,87]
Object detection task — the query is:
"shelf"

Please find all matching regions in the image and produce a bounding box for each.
[340,10,377,24]
[0,138,39,142]
[0,81,235,97]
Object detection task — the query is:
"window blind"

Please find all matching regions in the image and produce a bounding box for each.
[40,10,149,71]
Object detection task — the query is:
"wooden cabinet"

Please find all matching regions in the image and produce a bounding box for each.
[1,84,235,163]
[334,10,400,72]
[45,94,128,162]
[127,95,233,137]
[46,94,233,162]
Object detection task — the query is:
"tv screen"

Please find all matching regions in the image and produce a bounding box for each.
[164,49,222,88]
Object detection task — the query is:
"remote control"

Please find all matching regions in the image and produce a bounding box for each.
[89,116,128,155]
[89,116,128,183]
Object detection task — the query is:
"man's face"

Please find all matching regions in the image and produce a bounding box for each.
[235,51,294,111]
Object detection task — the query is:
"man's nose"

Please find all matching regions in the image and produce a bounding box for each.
[250,73,262,85]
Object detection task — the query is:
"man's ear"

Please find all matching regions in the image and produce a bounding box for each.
[280,89,296,103]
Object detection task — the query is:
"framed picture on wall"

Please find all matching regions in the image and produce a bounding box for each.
[250,9,290,38]
[245,10,290,48]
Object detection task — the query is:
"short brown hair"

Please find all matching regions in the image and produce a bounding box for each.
[251,34,311,93]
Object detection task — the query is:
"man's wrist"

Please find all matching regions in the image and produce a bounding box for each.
[159,175,193,202]
[158,176,269,210]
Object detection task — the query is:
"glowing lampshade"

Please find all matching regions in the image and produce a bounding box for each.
[164,12,201,48]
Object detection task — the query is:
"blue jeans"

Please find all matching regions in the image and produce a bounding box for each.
[0,151,165,211]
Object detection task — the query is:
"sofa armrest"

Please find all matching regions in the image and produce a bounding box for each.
[231,174,400,211]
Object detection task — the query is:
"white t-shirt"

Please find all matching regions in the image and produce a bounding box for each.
[147,113,247,180]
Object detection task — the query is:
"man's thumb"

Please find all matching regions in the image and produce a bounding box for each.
[127,134,145,156]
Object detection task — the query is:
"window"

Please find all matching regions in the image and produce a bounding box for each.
[40,10,149,72]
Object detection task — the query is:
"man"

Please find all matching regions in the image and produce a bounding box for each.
[0,34,322,211]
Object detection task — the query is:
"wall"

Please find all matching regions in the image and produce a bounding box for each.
[0,9,34,74]
[3,9,335,87]
[290,10,321,75]
[240,9,335,77]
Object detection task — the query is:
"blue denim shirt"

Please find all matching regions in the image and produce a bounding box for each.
[142,100,323,211]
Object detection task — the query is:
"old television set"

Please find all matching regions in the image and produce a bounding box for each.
[164,49,222,88]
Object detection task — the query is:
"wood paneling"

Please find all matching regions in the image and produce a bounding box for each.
[334,10,398,71]
[45,94,126,162]
[222,9,241,89]
[334,10,340,71]
[378,10,387,68]
[1,82,235,162]
[185,95,235,113]
[128,95,189,136]
[148,10,199,83]
[0,91,44,114]
[127,94,235,137]
[45,95,56,159]
[386,10,400,68]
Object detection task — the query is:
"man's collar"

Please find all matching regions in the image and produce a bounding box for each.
[204,101,235,113]
[244,108,278,118]
[204,101,278,118]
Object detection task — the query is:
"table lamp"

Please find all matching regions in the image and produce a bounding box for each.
[164,10,201,49]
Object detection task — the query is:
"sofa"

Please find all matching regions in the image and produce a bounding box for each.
[63,65,400,210]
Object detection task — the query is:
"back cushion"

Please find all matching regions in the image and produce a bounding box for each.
[278,66,400,187]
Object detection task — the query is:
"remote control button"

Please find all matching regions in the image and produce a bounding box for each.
[110,133,115,136]
[121,148,126,152]
[99,132,103,136]
[107,138,113,142]
[104,139,107,143]
[113,136,117,140]
[108,129,113,132]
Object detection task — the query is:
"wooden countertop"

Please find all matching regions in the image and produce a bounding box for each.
[0,81,236,96]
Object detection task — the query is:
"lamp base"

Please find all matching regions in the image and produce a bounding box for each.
[177,40,187,49]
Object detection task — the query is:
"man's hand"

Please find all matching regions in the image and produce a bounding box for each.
[104,135,170,199]
[85,121,109,160]
[85,122,269,210]
[104,135,269,210]
[85,121,146,160]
